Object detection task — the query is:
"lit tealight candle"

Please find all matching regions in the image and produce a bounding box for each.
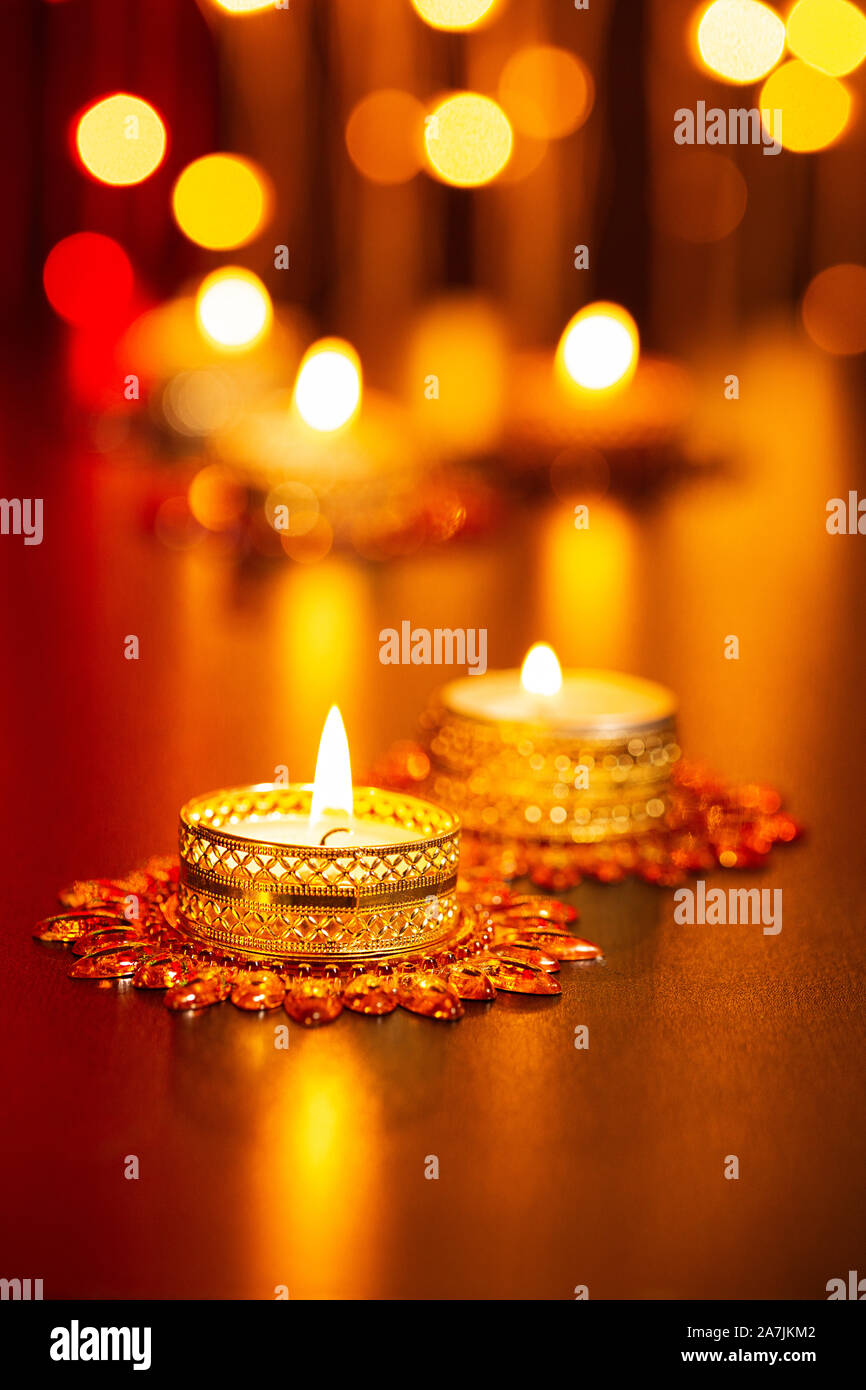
[428,644,679,842]
[178,709,461,964]
[229,705,418,847]
[442,642,676,736]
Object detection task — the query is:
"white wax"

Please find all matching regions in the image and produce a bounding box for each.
[442,668,676,737]
[228,813,418,848]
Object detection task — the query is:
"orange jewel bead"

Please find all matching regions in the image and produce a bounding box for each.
[397,972,464,1020]
[69,946,151,979]
[283,978,343,1027]
[445,964,496,1001]
[230,970,286,1011]
[343,973,398,1015]
[164,973,229,1010]
[134,955,198,989]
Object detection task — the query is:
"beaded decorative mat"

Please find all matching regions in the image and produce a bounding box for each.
[33,862,599,1025]
[32,758,800,1027]
[375,747,802,891]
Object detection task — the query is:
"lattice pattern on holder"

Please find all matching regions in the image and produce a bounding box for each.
[178,783,462,962]
[175,882,461,961]
[421,701,680,842]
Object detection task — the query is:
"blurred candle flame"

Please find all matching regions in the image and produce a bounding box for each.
[309,706,354,825]
[520,643,563,697]
[557,302,639,393]
[195,267,272,351]
[294,339,362,432]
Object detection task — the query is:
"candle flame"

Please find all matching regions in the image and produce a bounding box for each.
[294,338,362,432]
[520,642,562,696]
[556,301,639,392]
[309,705,354,824]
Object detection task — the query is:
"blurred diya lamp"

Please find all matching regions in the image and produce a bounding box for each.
[501,303,694,490]
[110,313,500,561]
[379,642,802,889]
[209,385,492,561]
[34,705,606,1023]
[422,643,679,845]
[214,380,419,499]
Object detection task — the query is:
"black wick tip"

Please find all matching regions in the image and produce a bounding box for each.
[318,826,351,846]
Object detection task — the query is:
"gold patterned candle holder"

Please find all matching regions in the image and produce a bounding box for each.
[420,676,680,845]
[178,783,461,964]
[372,648,801,891]
[34,855,604,1026]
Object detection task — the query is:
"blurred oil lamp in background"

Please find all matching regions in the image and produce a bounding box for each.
[100,290,500,563]
[503,301,695,495]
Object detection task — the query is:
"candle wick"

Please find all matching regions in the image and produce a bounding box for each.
[319,826,351,846]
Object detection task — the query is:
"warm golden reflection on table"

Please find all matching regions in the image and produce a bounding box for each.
[0,320,863,1298]
[5,0,866,1308]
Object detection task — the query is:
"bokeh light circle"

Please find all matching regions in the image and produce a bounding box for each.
[75,93,167,186]
[264,481,320,538]
[345,90,426,184]
[188,465,246,531]
[655,152,748,243]
[195,267,272,350]
[696,0,786,83]
[294,340,362,432]
[557,303,640,392]
[424,93,512,187]
[801,264,866,354]
[210,1,277,13]
[43,233,133,326]
[759,59,851,152]
[172,155,269,249]
[163,370,239,436]
[280,515,334,564]
[498,45,594,140]
[411,0,496,30]
[787,0,866,77]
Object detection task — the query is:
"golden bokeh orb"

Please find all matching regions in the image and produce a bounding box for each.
[188,464,246,531]
[411,0,497,31]
[759,59,851,152]
[210,1,277,13]
[695,0,786,83]
[195,268,272,351]
[75,93,167,186]
[498,45,594,140]
[172,155,269,250]
[787,0,866,77]
[424,93,512,187]
[557,303,640,393]
[802,264,866,354]
[294,339,362,432]
[345,90,426,184]
[280,515,334,564]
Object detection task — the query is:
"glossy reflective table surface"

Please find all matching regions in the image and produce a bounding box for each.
[2,330,865,1299]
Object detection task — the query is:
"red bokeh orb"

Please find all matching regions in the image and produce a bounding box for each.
[43,232,134,327]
